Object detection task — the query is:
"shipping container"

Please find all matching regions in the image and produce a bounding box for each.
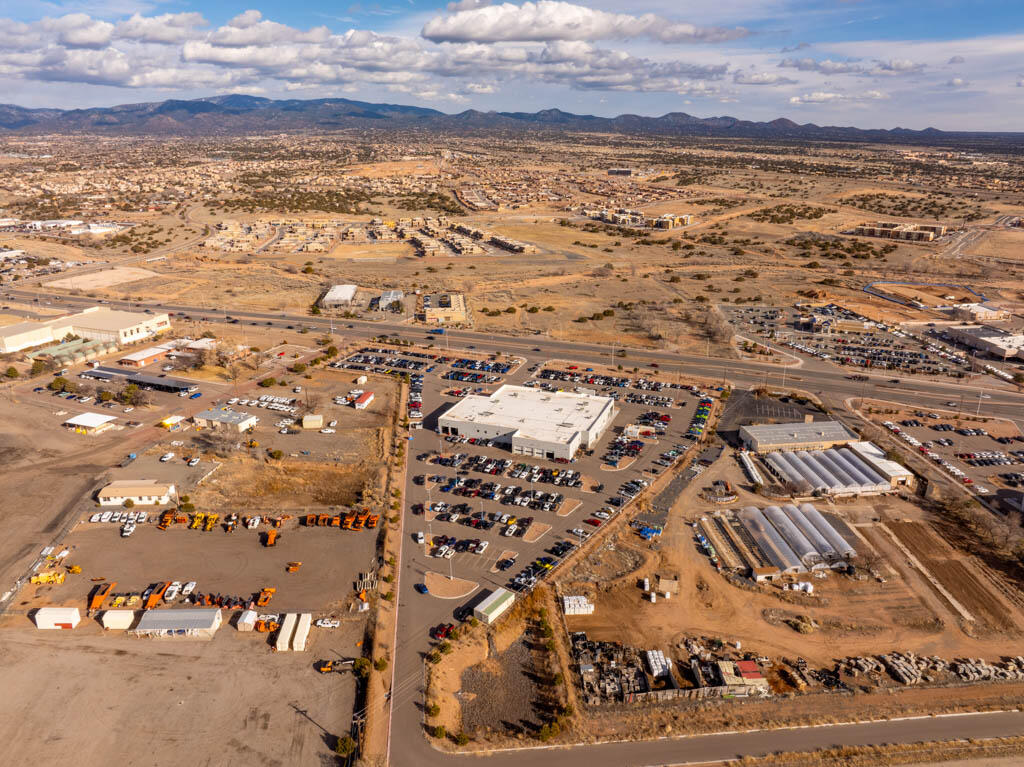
[291,613,312,651]
[275,613,298,652]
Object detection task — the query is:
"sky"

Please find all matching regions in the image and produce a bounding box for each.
[1,1,1023,130]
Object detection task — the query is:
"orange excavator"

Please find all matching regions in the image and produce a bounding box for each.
[256,587,276,607]
[88,581,117,614]
[157,510,175,531]
[144,581,170,609]
[263,529,278,547]
[286,562,302,573]
[255,619,280,633]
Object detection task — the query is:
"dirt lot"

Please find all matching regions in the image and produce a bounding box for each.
[46,266,159,290]
[0,618,363,765]
[15,519,378,614]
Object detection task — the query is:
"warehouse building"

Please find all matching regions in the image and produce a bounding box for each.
[474,587,515,625]
[377,289,404,312]
[97,480,175,507]
[740,420,857,453]
[34,607,81,629]
[0,306,171,353]
[438,384,616,460]
[420,293,467,325]
[192,408,259,432]
[320,284,358,308]
[943,325,1024,361]
[129,608,222,639]
[118,346,170,368]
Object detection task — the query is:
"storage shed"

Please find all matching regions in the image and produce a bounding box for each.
[275,613,297,652]
[129,608,222,639]
[34,606,81,629]
[236,609,257,632]
[473,587,515,625]
[100,609,136,630]
[302,414,324,430]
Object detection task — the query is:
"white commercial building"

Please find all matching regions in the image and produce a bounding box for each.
[63,412,118,434]
[321,284,358,308]
[438,384,616,460]
[192,408,259,433]
[97,480,175,507]
[740,420,857,453]
[34,607,82,629]
[129,608,222,639]
[0,306,170,353]
[944,325,1024,361]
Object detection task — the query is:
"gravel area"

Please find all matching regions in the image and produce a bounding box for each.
[460,638,541,736]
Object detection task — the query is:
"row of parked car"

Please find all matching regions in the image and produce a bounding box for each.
[687,397,714,438]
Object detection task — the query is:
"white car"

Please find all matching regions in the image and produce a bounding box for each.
[111,511,122,523]
[293,386,302,393]
[126,511,138,523]
[100,510,112,523]
[475,540,489,555]
[279,428,289,434]
[435,545,449,558]
[89,513,101,523]
[328,420,337,428]
[160,452,175,462]
[164,581,182,601]
[120,521,135,537]
[188,457,200,467]
[409,411,423,419]
[320,428,336,434]
[315,618,341,629]
[162,365,174,372]
[136,511,148,524]
[443,548,456,559]
[181,581,197,597]
[416,531,425,544]
[504,524,518,537]
[449,513,460,523]
[123,406,134,413]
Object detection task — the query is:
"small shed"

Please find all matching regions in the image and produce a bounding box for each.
[291,613,312,651]
[354,391,375,410]
[35,607,81,629]
[302,414,324,430]
[63,412,117,435]
[101,609,136,630]
[236,609,257,632]
[473,587,515,625]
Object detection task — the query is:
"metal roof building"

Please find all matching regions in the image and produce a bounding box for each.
[193,408,259,432]
[321,284,358,307]
[740,420,857,453]
[129,608,222,639]
[63,412,118,434]
[779,503,838,561]
[474,587,515,625]
[761,447,892,496]
[800,503,856,559]
[762,505,823,568]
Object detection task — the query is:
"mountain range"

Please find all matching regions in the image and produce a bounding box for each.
[1,94,1022,146]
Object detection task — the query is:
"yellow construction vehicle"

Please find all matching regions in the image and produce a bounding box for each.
[189,512,206,530]
[204,513,219,532]
[315,658,355,674]
[66,565,82,575]
[286,561,302,573]
[256,587,276,607]
[30,571,66,585]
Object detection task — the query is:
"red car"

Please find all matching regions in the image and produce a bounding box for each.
[431,623,454,639]
[585,518,602,527]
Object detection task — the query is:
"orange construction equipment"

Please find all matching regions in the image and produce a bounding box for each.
[357,589,368,603]
[286,561,302,573]
[317,513,330,527]
[263,529,278,547]
[174,514,188,525]
[274,515,291,528]
[145,581,170,610]
[341,513,355,530]
[157,510,175,530]
[366,514,380,529]
[330,515,341,528]
[353,513,369,530]
[305,514,317,527]
[256,587,276,607]
[255,619,280,633]
[88,581,117,613]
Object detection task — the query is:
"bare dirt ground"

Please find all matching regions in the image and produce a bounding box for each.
[0,619,362,766]
[46,266,158,290]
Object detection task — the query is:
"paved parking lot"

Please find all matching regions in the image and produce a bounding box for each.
[396,349,713,626]
[881,412,1024,494]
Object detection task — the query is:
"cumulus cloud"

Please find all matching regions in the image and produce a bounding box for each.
[40,14,114,49]
[789,89,887,105]
[733,71,796,85]
[422,1,747,44]
[462,82,496,93]
[945,77,969,88]
[116,13,207,44]
[948,55,965,64]
[447,0,491,10]
[868,58,925,76]
[209,10,330,46]
[779,57,863,74]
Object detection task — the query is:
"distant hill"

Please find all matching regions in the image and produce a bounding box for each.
[1,94,1021,146]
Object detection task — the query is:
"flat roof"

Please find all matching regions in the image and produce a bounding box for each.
[442,385,613,445]
[98,480,174,497]
[64,412,117,428]
[67,307,168,332]
[324,284,358,301]
[119,346,168,362]
[195,408,255,424]
[134,608,221,631]
[741,420,856,446]
[476,587,515,616]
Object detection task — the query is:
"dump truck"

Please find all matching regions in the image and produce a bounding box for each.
[31,571,66,585]
[342,513,355,530]
[263,529,278,547]
[317,513,330,527]
[305,514,317,527]
[88,581,117,613]
[145,581,170,609]
[256,587,276,607]
[366,514,380,529]
[353,513,369,530]
[330,515,341,528]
